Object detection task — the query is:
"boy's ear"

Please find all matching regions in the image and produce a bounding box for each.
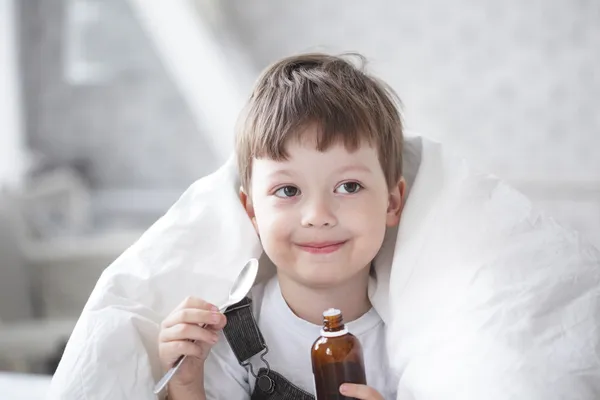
[386,177,406,227]
[239,187,259,234]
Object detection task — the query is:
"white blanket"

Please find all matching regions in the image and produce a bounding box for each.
[48,135,600,400]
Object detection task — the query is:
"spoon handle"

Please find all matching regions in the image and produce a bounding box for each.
[153,304,228,395]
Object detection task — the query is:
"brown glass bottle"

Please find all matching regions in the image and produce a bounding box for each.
[311,308,367,400]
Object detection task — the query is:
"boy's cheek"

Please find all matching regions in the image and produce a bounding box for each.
[252,213,285,243]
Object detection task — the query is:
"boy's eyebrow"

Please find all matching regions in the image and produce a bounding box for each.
[336,165,372,174]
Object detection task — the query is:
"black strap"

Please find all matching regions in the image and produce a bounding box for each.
[223,297,268,365]
[223,297,315,400]
[251,368,314,400]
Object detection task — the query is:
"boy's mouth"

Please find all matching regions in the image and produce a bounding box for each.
[295,240,347,254]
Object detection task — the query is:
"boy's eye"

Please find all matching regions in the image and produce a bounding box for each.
[274,185,300,198]
[335,182,363,194]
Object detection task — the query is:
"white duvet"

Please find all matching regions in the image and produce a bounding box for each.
[48,135,600,400]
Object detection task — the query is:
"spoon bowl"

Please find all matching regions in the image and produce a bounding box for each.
[226,258,260,307]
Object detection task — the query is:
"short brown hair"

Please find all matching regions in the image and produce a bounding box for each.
[235,52,404,192]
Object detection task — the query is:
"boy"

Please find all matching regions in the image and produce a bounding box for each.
[158,52,406,399]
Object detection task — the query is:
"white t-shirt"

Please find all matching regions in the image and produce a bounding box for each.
[203,275,398,399]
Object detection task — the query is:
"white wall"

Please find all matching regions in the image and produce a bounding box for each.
[0,0,26,191]
[19,0,220,190]
[127,0,248,165]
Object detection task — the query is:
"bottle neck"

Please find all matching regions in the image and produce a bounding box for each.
[321,308,347,337]
[320,326,349,338]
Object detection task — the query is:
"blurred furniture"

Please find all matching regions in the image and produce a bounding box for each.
[0,197,34,323]
[0,227,141,373]
[0,319,75,373]
[0,172,146,373]
[23,228,142,319]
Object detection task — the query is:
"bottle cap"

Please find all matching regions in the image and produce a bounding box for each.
[323,308,341,317]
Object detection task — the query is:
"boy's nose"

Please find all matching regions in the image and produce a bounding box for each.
[301,198,338,228]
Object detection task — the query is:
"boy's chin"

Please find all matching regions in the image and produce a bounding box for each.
[300,276,343,290]
[294,267,366,290]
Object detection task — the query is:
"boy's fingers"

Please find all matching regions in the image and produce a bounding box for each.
[340,383,384,400]
[161,340,206,364]
[161,308,226,329]
[175,296,218,312]
[159,323,220,344]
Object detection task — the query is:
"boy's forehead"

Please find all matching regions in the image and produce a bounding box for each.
[286,126,375,155]
[287,124,366,149]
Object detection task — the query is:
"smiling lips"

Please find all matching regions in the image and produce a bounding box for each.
[295,240,347,254]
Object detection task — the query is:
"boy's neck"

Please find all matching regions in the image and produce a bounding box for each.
[277,267,372,326]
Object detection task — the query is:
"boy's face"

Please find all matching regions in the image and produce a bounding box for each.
[241,127,404,289]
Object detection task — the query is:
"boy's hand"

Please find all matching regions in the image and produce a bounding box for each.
[340,383,384,400]
[158,296,227,390]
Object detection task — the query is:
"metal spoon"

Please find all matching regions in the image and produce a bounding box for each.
[153,258,260,394]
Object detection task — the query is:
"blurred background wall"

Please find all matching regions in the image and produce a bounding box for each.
[18,0,218,190]
[1,0,599,384]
